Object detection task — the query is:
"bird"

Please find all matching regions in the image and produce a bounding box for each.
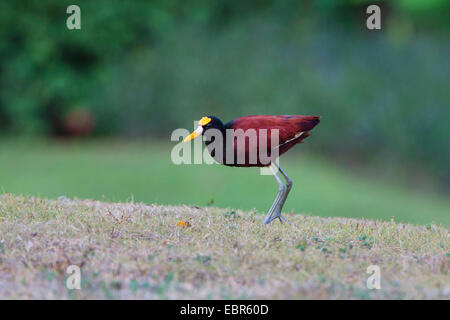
[183,115,321,225]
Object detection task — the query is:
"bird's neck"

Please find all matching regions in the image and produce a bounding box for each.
[204,126,228,163]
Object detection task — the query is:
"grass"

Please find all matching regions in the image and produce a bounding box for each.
[0,139,449,226]
[0,193,448,299]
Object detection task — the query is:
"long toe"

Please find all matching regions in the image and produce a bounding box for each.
[263,213,277,225]
[262,215,274,225]
[280,215,292,224]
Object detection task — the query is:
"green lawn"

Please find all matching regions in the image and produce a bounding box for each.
[0,139,449,226]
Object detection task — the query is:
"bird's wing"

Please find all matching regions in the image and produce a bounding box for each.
[229,115,320,149]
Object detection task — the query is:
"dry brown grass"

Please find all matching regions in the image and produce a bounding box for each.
[0,193,448,299]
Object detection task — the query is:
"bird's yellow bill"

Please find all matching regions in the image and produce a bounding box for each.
[183,126,203,142]
[183,131,200,142]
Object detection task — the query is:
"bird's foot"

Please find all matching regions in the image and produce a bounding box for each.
[262,211,291,225]
[262,212,276,225]
[279,215,292,224]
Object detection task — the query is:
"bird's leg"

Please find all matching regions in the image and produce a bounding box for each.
[271,162,292,224]
[262,164,286,225]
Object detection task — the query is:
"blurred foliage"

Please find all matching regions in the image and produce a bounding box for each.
[0,0,449,186]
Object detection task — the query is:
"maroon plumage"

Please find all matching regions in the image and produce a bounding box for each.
[223,115,321,167]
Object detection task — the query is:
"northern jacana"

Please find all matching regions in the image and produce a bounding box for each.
[184,115,321,224]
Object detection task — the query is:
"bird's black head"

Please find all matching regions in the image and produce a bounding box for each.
[183,116,224,142]
[200,116,223,131]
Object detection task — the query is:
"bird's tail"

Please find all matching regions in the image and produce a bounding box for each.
[294,115,320,143]
[295,115,321,132]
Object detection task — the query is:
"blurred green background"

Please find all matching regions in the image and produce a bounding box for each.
[0,0,449,225]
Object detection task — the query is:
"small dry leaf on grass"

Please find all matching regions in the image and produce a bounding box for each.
[177,221,191,228]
